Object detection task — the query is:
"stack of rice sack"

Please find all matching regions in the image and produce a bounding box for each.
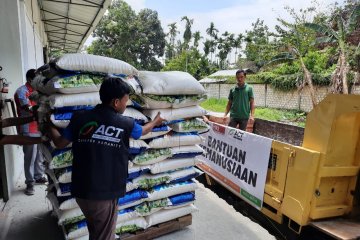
[115,71,211,236]
[32,55,204,239]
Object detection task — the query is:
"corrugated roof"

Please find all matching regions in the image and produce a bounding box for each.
[38,0,111,52]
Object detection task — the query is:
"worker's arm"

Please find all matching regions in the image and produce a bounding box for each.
[1,116,35,128]
[141,112,165,136]
[47,125,71,149]
[0,135,42,145]
[224,100,232,118]
[249,98,255,121]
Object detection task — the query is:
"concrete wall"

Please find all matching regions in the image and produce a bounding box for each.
[0,0,46,197]
[253,119,304,146]
[202,83,360,112]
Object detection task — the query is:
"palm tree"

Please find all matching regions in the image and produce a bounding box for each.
[233,34,243,64]
[206,22,219,40]
[208,39,216,62]
[181,16,194,72]
[226,33,235,64]
[181,16,194,48]
[206,22,219,62]
[167,22,179,59]
[305,4,360,94]
[193,31,202,48]
[203,40,211,57]
[168,23,179,53]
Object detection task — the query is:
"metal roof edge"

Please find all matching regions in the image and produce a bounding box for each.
[77,0,112,52]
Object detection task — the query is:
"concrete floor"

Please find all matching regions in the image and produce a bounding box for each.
[1,174,275,240]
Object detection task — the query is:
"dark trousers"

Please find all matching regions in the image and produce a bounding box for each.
[228,118,248,131]
[76,198,118,240]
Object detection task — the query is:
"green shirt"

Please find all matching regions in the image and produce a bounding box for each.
[228,83,254,119]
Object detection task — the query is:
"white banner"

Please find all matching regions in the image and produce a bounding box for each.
[198,122,272,209]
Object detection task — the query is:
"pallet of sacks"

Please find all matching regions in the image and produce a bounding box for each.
[30,54,208,240]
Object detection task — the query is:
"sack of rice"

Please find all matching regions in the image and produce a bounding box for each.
[56,53,138,76]
[138,71,205,95]
[148,132,204,149]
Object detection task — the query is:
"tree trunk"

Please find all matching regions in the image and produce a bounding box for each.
[341,52,349,94]
[300,57,317,107]
[331,51,349,94]
[331,57,342,93]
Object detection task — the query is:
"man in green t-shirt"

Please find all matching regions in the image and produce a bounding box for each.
[223,69,255,130]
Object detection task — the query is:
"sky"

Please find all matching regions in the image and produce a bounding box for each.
[85,0,340,58]
[122,0,338,38]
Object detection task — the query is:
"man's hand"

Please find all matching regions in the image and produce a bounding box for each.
[249,115,255,123]
[153,112,165,126]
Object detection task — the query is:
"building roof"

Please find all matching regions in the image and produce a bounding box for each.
[199,68,254,83]
[38,0,111,52]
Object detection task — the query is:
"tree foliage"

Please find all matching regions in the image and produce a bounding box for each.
[244,19,275,68]
[163,49,217,79]
[87,0,165,71]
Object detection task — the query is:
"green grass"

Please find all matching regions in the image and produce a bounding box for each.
[200,98,306,127]
[200,98,228,113]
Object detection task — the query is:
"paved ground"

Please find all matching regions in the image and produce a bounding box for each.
[1,174,275,240]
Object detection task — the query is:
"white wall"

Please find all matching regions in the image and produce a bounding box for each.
[0,0,47,197]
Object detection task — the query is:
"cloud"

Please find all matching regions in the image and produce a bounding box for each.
[161,0,334,38]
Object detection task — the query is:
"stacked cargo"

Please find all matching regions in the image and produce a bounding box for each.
[31,54,205,239]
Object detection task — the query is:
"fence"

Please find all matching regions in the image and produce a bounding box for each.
[201,83,360,112]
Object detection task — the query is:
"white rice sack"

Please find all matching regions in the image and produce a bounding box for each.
[167,167,199,182]
[49,148,73,169]
[169,118,210,133]
[147,180,198,201]
[122,76,142,95]
[57,168,72,184]
[59,207,84,225]
[49,92,100,108]
[126,181,137,193]
[132,173,171,189]
[140,125,171,140]
[139,94,207,109]
[117,208,140,223]
[148,133,204,149]
[150,158,198,174]
[133,168,198,189]
[115,217,148,234]
[56,53,138,76]
[73,234,90,240]
[67,221,88,239]
[171,145,205,158]
[53,74,101,94]
[118,189,149,210]
[118,198,147,211]
[146,204,198,227]
[59,198,78,211]
[129,139,149,155]
[50,114,70,128]
[53,182,71,197]
[143,106,207,122]
[123,108,149,124]
[132,148,172,165]
[139,71,205,95]
[32,73,102,95]
[134,198,169,217]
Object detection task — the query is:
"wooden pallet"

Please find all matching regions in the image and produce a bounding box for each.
[120,214,192,240]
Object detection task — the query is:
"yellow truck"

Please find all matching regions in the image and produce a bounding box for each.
[198,94,360,239]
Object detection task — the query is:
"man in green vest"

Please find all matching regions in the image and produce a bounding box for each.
[223,69,255,130]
